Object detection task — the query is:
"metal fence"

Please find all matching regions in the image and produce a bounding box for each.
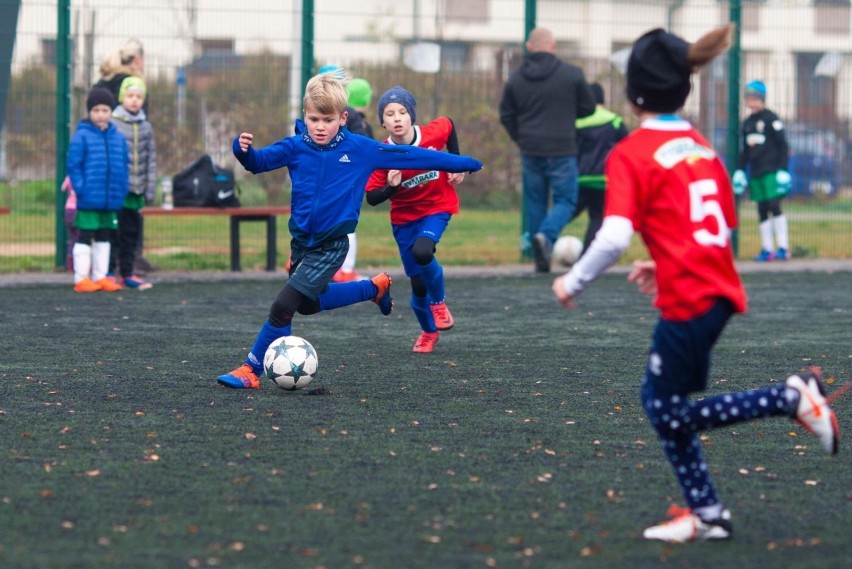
[1,0,850,273]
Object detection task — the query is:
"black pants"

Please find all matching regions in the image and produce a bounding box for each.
[570,186,605,252]
[109,207,142,278]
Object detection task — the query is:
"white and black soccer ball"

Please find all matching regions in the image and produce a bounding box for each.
[263,336,318,391]
[553,235,584,267]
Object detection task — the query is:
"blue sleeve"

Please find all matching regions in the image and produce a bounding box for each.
[370,141,482,173]
[66,131,86,196]
[233,136,293,174]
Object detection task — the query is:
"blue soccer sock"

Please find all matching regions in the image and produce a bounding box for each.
[410,293,437,333]
[318,281,376,311]
[246,320,291,374]
[418,258,445,304]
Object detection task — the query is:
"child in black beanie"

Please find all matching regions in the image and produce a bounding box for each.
[552,25,839,544]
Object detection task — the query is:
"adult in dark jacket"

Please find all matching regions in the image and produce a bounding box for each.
[499,27,597,272]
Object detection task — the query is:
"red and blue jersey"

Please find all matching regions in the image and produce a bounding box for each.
[365,117,460,225]
[605,117,747,321]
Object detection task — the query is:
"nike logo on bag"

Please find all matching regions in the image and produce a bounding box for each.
[339,154,351,163]
[217,190,234,199]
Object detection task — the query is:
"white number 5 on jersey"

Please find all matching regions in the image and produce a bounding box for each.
[689,180,729,247]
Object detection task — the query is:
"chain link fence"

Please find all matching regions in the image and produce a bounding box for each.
[1,0,850,272]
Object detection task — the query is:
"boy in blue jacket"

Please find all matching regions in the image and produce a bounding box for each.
[66,87,129,293]
[218,71,482,389]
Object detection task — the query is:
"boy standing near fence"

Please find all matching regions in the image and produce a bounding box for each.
[732,80,791,261]
[551,25,839,542]
[109,76,157,289]
[66,87,128,293]
[218,71,482,389]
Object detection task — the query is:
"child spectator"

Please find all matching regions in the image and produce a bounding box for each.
[109,76,157,289]
[365,86,464,353]
[732,80,791,261]
[218,71,481,389]
[66,87,128,293]
[551,25,838,542]
[572,82,629,253]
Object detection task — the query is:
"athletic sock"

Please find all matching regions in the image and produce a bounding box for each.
[773,214,789,250]
[418,258,445,304]
[72,242,92,283]
[694,504,723,522]
[247,320,291,375]
[341,233,357,272]
[91,241,111,281]
[759,220,774,252]
[410,293,437,333]
[318,280,375,311]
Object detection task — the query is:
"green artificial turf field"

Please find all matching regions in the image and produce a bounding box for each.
[1,271,849,568]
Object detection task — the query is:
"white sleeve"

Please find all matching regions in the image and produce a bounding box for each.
[560,215,634,297]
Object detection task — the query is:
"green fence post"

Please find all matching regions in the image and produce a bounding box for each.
[301,0,314,98]
[727,1,742,257]
[55,0,71,269]
[518,0,536,261]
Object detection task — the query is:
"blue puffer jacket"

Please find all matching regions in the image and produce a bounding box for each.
[234,121,482,246]
[67,119,129,211]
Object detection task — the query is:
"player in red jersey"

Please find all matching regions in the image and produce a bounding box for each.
[551,25,839,543]
[365,86,463,353]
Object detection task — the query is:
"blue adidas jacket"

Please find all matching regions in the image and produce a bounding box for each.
[67,120,129,211]
[234,121,482,246]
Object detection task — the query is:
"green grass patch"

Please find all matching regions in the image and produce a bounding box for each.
[0,272,849,567]
[1,186,851,273]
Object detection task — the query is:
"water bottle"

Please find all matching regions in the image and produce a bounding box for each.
[161,176,174,210]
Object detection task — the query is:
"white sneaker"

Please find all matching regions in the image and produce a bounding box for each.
[786,367,839,455]
[643,506,732,543]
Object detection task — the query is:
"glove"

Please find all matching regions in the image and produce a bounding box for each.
[776,170,791,194]
[732,169,747,195]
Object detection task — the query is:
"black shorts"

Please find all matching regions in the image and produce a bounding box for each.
[287,236,349,300]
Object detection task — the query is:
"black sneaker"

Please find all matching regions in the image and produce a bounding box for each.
[532,232,552,273]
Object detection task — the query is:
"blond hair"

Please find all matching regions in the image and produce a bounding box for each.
[99,38,145,80]
[303,71,349,115]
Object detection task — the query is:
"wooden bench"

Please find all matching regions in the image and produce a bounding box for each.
[141,206,290,272]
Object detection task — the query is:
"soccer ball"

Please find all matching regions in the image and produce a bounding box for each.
[263,336,318,391]
[553,235,584,267]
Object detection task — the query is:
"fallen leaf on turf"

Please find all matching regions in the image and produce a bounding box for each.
[804,480,818,486]
[61,520,74,529]
[424,535,441,543]
[229,542,245,551]
[245,433,256,440]
[739,468,749,475]
[86,469,100,477]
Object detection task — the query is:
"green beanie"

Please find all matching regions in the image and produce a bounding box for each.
[118,76,147,103]
[346,78,373,109]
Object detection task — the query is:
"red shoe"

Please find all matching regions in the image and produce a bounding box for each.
[371,272,393,315]
[217,364,260,390]
[73,277,101,293]
[332,269,361,283]
[96,277,123,292]
[430,301,454,331]
[413,331,440,353]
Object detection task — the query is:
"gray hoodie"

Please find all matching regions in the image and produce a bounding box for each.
[111,105,157,202]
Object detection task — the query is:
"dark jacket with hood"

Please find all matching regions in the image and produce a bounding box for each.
[499,51,596,157]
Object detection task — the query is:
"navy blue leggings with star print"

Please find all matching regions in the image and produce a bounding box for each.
[640,299,794,510]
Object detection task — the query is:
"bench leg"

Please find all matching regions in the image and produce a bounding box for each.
[230,216,240,271]
[265,216,276,271]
